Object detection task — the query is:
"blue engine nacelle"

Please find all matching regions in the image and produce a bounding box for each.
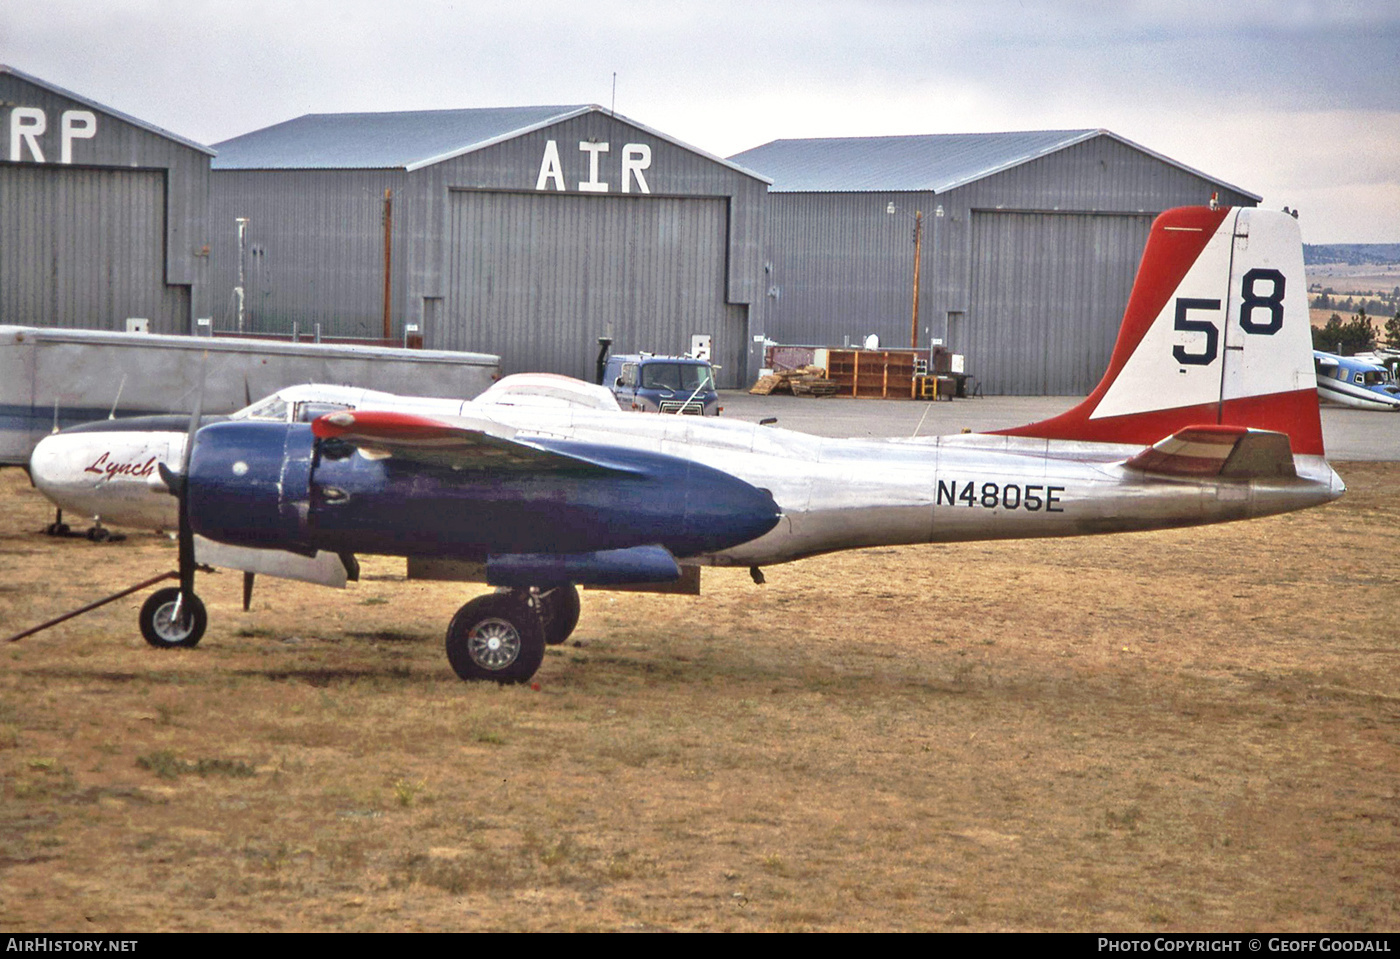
[186,421,781,565]
[303,436,781,559]
[186,421,318,554]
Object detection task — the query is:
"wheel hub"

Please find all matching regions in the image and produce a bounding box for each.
[467,618,521,670]
[153,602,193,642]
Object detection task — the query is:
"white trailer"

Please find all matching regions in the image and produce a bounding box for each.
[0,326,500,465]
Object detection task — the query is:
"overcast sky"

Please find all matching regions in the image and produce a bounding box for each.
[5,0,1397,241]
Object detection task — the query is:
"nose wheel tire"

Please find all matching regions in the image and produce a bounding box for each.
[446,594,545,683]
[139,587,207,648]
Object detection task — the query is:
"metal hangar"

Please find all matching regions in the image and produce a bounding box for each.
[0,65,214,335]
[210,107,771,387]
[729,131,1262,395]
[2,62,1277,398]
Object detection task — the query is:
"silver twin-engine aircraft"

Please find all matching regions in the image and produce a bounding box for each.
[27,206,1343,684]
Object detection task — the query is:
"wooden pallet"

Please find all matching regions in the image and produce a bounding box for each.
[748,374,782,395]
[749,365,839,397]
[790,377,839,397]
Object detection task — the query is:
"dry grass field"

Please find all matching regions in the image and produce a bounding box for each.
[1,464,1397,932]
[1307,269,1400,296]
[1306,266,1398,332]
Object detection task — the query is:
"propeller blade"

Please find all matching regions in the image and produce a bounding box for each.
[181,355,207,480]
[175,353,209,598]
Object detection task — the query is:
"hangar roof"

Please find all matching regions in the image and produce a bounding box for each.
[212,105,771,181]
[212,105,588,171]
[0,64,215,156]
[728,129,1260,200]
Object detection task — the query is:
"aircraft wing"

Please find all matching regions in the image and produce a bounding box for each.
[310,409,639,475]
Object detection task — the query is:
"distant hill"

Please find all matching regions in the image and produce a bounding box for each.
[1304,244,1400,266]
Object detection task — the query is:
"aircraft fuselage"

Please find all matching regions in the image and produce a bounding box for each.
[496,407,1343,566]
[183,406,1344,572]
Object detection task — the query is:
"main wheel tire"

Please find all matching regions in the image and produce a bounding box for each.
[445,594,545,683]
[538,585,581,646]
[139,587,207,649]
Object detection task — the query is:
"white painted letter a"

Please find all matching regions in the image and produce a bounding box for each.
[536,140,565,191]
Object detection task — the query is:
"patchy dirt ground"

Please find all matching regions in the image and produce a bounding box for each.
[0,464,1396,932]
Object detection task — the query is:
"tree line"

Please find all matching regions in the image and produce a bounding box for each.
[1310,290,1398,315]
[1312,307,1400,355]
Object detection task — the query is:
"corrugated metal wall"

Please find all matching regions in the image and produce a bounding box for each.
[418,109,766,381]
[443,190,745,385]
[964,211,1153,395]
[763,191,932,349]
[942,135,1255,394]
[761,134,1261,394]
[0,71,213,332]
[209,108,768,381]
[0,164,189,332]
[953,135,1259,213]
[208,169,408,338]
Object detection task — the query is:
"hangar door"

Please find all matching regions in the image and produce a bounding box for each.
[0,165,188,332]
[442,190,746,386]
[965,210,1153,395]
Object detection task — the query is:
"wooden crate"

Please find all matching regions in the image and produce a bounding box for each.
[825,349,920,398]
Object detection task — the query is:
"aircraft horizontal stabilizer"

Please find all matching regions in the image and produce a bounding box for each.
[1123,426,1296,479]
[311,409,637,475]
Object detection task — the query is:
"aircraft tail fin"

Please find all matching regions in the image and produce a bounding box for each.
[995,207,1324,456]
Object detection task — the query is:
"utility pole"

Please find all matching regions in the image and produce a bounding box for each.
[382,188,393,341]
[910,210,923,351]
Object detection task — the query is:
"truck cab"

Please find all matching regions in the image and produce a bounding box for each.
[603,354,720,416]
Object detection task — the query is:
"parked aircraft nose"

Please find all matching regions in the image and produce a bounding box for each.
[29,427,181,531]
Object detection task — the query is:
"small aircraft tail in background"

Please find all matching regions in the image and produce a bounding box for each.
[997,206,1323,456]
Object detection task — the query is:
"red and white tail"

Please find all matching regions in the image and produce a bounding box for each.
[998,206,1324,456]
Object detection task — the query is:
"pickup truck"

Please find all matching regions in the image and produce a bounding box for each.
[602,354,720,416]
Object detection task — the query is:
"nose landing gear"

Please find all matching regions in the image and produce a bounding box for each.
[138,587,208,648]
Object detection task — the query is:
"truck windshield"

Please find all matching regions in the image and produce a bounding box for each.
[641,363,712,392]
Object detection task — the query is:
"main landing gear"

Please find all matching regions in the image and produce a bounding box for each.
[444,585,580,683]
[41,509,125,542]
